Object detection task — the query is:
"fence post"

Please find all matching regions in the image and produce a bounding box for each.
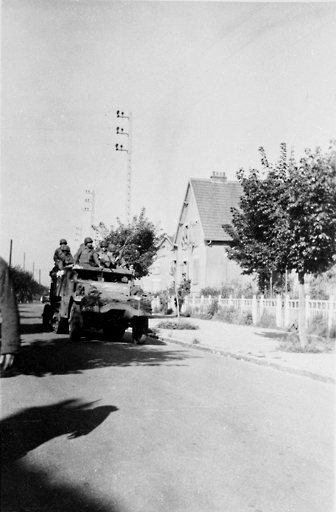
[183,296,189,315]
[252,295,257,325]
[218,294,222,308]
[328,295,335,331]
[228,295,232,307]
[284,295,290,328]
[260,294,264,320]
[201,295,204,313]
[276,295,282,328]
[305,294,310,327]
[208,295,212,305]
[192,295,195,314]
[169,296,175,312]
[241,295,245,312]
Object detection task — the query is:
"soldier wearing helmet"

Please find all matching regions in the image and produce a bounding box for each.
[61,245,74,268]
[53,238,71,269]
[97,240,112,268]
[49,240,74,301]
[74,237,101,268]
[107,243,127,269]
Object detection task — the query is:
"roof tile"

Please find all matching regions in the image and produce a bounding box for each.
[190,179,241,241]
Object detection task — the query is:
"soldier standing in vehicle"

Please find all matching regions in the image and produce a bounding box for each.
[50,239,73,299]
[74,237,101,268]
[98,241,112,268]
[107,243,127,268]
[60,245,74,268]
[53,238,68,269]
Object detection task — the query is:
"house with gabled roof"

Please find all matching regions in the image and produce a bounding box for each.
[140,234,175,294]
[174,171,247,295]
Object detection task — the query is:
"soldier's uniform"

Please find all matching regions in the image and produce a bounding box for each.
[97,241,114,268]
[53,238,68,270]
[74,238,101,267]
[107,244,126,268]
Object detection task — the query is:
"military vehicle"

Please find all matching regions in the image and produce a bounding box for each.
[43,265,151,344]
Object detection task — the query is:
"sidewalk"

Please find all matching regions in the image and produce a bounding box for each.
[149,317,336,384]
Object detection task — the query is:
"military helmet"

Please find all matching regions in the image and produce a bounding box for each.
[84,237,93,244]
[60,238,67,245]
[100,241,108,248]
[63,245,71,252]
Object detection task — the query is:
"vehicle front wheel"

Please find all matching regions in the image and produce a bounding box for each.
[42,303,52,331]
[69,304,82,341]
[132,324,147,345]
[51,310,69,334]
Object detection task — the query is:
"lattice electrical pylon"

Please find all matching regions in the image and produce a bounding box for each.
[116,110,132,224]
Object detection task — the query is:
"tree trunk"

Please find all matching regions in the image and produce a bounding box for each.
[298,272,308,349]
[174,279,180,323]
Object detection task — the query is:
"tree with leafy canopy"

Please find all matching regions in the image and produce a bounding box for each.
[93,208,165,279]
[10,266,48,302]
[223,141,336,348]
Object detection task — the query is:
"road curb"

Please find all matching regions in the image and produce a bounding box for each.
[155,335,335,385]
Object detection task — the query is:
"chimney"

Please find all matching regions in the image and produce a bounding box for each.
[210,171,227,183]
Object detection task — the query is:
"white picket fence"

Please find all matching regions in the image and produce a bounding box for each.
[151,294,336,330]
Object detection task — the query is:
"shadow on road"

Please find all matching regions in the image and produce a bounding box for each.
[1,399,118,463]
[7,303,195,378]
[20,322,47,335]
[1,399,121,511]
[1,460,122,512]
[255,330,290,342]
[10,336,193,377]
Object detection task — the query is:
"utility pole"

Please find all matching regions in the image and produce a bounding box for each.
[9,239,13,266]
[39,269,41,285]
[32,262,35,279]
[23,252,26,270]
[116,110,132,224]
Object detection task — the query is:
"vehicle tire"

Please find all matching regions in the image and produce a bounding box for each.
[42,303,52,331]
[103,325,125,342]
[51,310,69,334]
[69,304,82,341]
[132,324,147,345]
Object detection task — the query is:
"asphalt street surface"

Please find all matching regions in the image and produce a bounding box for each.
[0,304,334,512]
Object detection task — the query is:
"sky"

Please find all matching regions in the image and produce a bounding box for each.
[1,0,336,286]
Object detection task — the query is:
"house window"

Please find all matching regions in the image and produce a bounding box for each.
[193,259,199,285]
[181,225,189,248]
[189,221,199,246]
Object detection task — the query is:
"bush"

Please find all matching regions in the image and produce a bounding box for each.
[206,299,219,318]
[214,306,253,325]
[257,310,276,328]
[308,265,336,299]
[182,306,192,317]
[278,334,335,353]
[200,287,221,297]
[240,310,253,325]
[307,314,336,339]
[215,306,239,324]
[200,280,258,300]
[156,320,199,330]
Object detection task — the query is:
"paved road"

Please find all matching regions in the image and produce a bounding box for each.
[1,304,334,512]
